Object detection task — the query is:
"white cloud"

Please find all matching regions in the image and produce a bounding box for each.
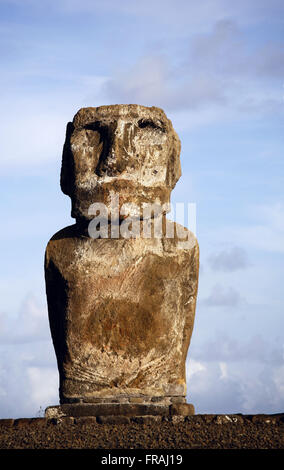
[187,359,206,380]
[208,246,250,272]
[0,293,59,418]
[0,75,107,170]
[186,359,244,412]
[210,203,284,254]
[103,56,171,108]
[202,283,244,307]
[273,365,284,396]
[102,17,284,117]
[188,19,284,80]
[27,366,58,407]
[0,294,50,344]
[219,361,228,379]
[187,353,284,414]
[192,333,284,365]
[0,112,64,168]
[103,52,227,112]
[0,342,58,418]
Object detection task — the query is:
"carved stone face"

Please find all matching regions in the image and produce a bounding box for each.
[61,104,181,221]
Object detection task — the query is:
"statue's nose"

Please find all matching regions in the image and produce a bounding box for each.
[109,120,125,157]
[96,120,132,176]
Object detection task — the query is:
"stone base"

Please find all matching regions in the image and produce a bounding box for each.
[45,402,195,420]
[60,395,186,405]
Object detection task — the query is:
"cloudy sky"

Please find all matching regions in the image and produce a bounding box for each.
[0,0,283,418]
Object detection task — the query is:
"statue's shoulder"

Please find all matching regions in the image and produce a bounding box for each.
[48,224,79,242]
[45,224,81,264]
[162,219,199,253]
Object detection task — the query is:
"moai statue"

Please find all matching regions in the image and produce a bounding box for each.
[45,105,199,418]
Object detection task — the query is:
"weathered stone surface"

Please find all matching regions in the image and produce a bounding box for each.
[61,104,181,221]
[13,418,43,428]
[45,220,198,402]
[170,403,195,416]
[74,417,97,425]
[170,396,186,404]
[1,414,283,449]
[96,415,130,425]
[45,403,171,418]
[131,415,162,424]
[45,104,199,406]
[151,396,165,403]
[0,419,14,428]
[47,416,74,426]
[214,415,241,425]
[170,416,186,424]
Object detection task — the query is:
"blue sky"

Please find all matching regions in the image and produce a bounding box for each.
[0,0,283,418]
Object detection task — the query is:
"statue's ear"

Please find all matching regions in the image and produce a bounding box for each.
[60,122,75,196]
[166,132,182,190]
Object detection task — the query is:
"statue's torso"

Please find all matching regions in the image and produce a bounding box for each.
[45,222,199,403]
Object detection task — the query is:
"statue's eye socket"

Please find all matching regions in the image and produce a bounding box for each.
[84,122,109,143]
[84,121,103,132]
[138,119,165,132]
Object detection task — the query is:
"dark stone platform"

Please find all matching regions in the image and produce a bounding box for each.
[44,402,195,419]
[1,413,283,449]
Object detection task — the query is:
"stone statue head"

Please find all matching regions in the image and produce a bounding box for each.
[60,104,181,221]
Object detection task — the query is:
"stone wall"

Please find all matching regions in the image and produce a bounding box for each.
[0,414,283,449]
